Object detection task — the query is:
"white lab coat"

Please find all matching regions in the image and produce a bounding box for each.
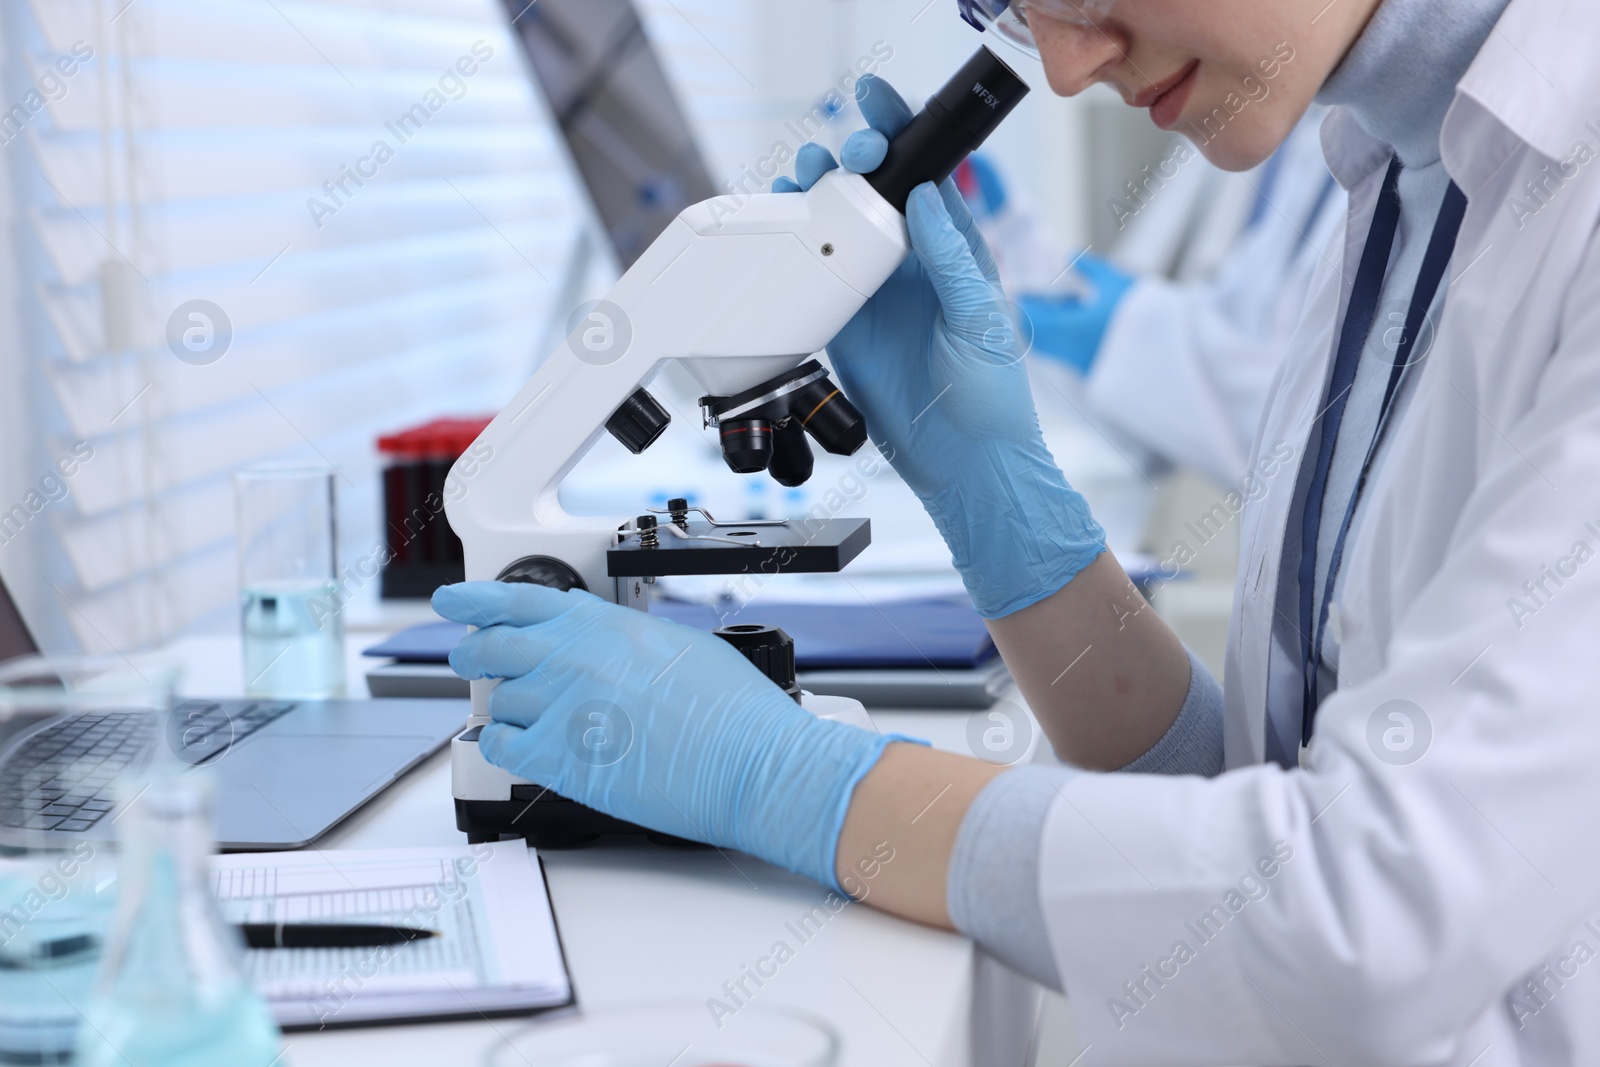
[1037,0,1600,1062]
[1085,114,1344,487]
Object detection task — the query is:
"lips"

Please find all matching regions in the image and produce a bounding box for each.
[1135,60,1200,131]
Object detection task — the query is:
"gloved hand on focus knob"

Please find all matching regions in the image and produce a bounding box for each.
[773,74,1106,618]
[434,580,907,891]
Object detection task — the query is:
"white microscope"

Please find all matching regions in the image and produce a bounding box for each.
[445,48,1028,846]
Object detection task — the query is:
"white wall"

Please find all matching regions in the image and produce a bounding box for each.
[643,0,1131,254]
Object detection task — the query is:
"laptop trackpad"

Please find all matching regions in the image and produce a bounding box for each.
[214,735,431,849]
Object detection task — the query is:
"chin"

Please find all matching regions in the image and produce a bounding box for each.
[1189,133,1274,172]
[1190,113,1299,173]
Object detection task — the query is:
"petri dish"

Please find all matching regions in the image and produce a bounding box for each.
[486,1001,839,1067]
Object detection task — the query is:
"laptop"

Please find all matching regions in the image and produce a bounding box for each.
[502,0,719,270]
[0,573,463,851]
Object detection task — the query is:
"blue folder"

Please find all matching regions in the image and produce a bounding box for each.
[364,597,997,672]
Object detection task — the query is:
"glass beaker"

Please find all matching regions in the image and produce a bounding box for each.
[235,463,345,699]
[0,657,175,1065]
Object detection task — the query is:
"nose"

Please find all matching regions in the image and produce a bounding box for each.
[1032,18,1128,95]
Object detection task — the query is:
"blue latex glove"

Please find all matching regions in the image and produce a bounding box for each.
[1019,252,1136,377]
[433,581,904,891]
[772,75,1106,618]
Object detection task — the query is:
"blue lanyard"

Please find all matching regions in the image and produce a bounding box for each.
[1297,158,1468,745]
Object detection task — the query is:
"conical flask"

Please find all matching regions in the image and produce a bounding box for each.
[74,770,282,1067]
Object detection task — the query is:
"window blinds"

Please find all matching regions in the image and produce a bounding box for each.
[6,0,816,653]
[10,0,590,651]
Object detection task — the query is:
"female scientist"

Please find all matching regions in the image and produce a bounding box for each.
[436,0,1600,1060]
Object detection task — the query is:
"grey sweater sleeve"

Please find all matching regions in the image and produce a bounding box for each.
[946,651,1225,988]
[1115,649,1225,777]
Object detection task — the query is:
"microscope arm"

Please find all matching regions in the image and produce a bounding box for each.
[441,174,909,793]
[444,169,909,595]
[447,43,1032,602]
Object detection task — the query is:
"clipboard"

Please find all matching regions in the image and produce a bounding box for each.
[212,842,575,1030]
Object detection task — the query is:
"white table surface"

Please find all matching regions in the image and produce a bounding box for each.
[166,632,1046,1067]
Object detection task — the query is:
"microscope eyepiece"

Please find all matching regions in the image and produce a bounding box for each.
[864,46,1030,213]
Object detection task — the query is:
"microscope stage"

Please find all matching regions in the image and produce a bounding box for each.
[606,517,871,578]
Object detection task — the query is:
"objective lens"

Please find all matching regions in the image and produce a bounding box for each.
[791,378,868,457]
[701,360,868,480]
[719,419,773,474]
[767,419,815,487]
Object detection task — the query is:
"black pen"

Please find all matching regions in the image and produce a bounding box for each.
[0,933,98,970]
[238,922,438,949]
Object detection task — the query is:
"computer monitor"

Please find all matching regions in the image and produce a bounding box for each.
[0,575,56,765]
[0,572,39,665]
[502,0,718,268]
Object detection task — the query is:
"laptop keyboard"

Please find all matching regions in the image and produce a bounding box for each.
[168,700,295,766]
[0,700,295,833]
[0,713,151,833]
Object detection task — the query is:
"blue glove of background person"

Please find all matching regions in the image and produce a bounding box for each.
[773,74,1106,618]
[434,581,903,891]
[1019,252,1136,377]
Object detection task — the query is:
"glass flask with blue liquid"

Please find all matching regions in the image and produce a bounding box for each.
[0,657,167,1065]
[74,769,282,1067]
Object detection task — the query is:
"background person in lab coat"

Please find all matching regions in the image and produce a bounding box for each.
[959,109,1344,486]
[438,0,1600,1061]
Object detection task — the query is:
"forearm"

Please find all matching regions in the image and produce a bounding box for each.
[834,743,1004,927]
[832,647,1222,962]
[986,551,1192,769]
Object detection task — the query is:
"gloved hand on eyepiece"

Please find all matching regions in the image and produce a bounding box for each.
[434,580,907,891]
[773,74,1106,618]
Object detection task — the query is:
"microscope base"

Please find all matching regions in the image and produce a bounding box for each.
[454,791,704,850]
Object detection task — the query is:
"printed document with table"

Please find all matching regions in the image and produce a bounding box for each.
[213,843,573,1029]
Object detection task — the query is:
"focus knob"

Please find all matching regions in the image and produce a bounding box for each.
[605,388,672,454]
[495,556,587,592]
[714,624,800,702]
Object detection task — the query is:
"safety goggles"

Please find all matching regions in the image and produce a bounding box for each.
[957,0,1118,58]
